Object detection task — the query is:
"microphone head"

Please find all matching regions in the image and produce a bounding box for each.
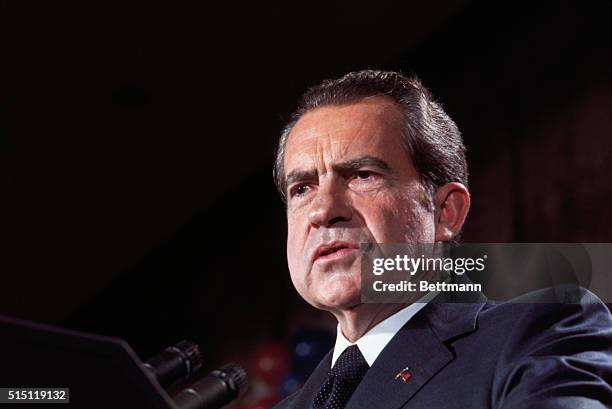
[143,339,204,388]
[172,363,249,409]
[173,340,204,375]
[213,364,248,398]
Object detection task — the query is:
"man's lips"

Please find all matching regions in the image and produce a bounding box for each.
[312,241,360,263]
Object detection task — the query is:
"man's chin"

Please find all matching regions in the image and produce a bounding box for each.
[313,292,361,312]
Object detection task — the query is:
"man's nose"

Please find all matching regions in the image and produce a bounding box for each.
[307,183,352,228]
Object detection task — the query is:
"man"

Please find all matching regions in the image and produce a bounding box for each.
[272,70,612,408]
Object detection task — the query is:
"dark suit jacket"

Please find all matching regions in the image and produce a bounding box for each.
[273,288,612,409]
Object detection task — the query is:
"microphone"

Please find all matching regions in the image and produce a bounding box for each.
[173,363,248,409]
[142,340,203,388]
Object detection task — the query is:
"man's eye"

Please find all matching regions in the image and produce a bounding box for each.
[290,184,311,197]
[349,170,384,190]
[356,170,375,179]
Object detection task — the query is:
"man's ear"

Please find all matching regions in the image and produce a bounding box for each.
[433,182,470,242]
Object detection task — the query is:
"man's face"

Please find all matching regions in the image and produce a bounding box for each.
[283,97,436,312]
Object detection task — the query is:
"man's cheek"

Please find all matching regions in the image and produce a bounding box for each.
[286,249,300,280]
[286,240,307,280]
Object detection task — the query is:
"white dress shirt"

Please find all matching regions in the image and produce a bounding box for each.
[331,293,438,367]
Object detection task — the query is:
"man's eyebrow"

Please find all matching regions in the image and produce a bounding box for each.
[284,156,393,188]
[332,156,392,173]
[285,169,317,187]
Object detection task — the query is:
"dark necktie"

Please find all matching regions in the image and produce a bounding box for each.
[311,345,369,409]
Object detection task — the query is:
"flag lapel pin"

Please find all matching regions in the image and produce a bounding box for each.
[395,367,412,383]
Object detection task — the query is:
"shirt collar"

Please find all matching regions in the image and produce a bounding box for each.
[331,292,438,367]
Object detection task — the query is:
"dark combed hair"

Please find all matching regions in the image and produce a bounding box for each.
[274,70,468,206]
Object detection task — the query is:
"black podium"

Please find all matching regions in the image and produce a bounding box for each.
[0,315,178,408]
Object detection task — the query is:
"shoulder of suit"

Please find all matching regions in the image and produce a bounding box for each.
[479,285,610,319]
[474,286,612,355]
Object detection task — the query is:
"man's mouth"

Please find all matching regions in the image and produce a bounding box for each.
[313,241,359,263]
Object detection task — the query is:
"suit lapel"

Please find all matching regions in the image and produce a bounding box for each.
[286,349,333,409]
[345,296,487,409]
[343,309,452,409]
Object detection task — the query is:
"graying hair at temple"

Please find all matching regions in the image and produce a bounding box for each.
[273,70,468,209]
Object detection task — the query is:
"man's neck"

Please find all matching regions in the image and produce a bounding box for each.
[332,303,409,343]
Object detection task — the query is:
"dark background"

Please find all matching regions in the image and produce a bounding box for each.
[1,0,611,393]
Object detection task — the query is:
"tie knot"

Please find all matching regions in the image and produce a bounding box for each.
[331,345,369,384]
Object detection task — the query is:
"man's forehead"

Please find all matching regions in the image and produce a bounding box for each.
[283,98,405,169]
